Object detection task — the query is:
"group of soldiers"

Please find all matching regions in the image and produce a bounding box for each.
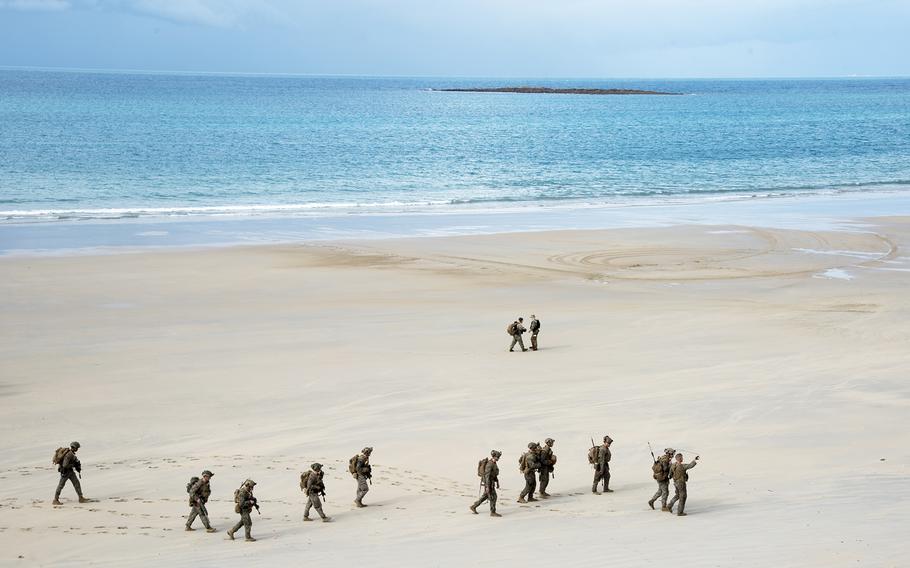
[51,438,700,542]
[507,314,541,352]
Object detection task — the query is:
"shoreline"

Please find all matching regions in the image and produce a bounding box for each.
[2,189,909,258]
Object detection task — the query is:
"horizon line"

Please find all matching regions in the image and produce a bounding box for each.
[1,65,908,81]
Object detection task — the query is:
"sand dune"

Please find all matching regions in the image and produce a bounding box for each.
[1,221,908,566]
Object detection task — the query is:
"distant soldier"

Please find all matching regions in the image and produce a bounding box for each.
[186,470,217,532]
[508,317,527,352]
[538,437,556,497]
[668,453,699,516]
[470,450,502,517]
[529,314,541,351]
[350,446,373,507]
[302,463,330,522]
[227,479,258,542]
[648,448,674,511]
[589,435,613,494]
[52,441,88,505]
[517,442,541,503]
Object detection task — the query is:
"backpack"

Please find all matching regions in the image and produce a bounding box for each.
[52,447,70,465]
[233,488,242,513]
[518,452,529,472]
[652,461,667,481]
[186,476,200,494]
[507,322,517,335]
[300,470,312,491]
[587,446,598,465]
[348,455,359,476]
[477,458,489,478]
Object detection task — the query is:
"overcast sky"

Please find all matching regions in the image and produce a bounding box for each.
[1,0,908,77]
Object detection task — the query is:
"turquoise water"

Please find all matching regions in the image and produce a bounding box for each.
[1,70,909,251]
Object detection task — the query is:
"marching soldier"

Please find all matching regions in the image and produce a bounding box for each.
[303,463,330,522]
[227,479,258,542]
[590,435,613,494]
[186,470,216,532]
[508,318,528,352]
[351,447,373,508]
[517,442,541,503]
[538,437,556,497]
[648,448,674,511]
[52,441,89,505]
[470,450,502,517]
[668,453,699,516]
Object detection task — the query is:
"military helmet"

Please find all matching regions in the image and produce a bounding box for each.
[245,479,257,487]
[603,435,613,444]
[362,446,373,454]
[490,450,502,458]
[545,437,555,444]
[527,442,537,449]
[664,448,675,456]
[311,462,323,470]
[201,470,214,477]
[70,441,81,450]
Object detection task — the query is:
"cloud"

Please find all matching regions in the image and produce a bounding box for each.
[0,0,70,10]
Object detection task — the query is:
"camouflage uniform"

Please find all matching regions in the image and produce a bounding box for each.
[470,451,501,517]
[518,444,541,502]
[304,464,329,521]
[53,444,85,504]
[353,447,373,507]
[529,317,540,351]
[509,320,527,352]
[228,481,257,541]
[538,438,556,496]
[186,471,215,531]
[668,458,697,516]
[592,438,613,493]
[648,451,673,511]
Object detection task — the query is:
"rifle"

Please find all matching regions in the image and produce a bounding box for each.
[197,498,209,518]
[648,442,657,463]
[253,502,261,515]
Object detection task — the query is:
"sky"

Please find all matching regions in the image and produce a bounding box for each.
[0,0,908,77]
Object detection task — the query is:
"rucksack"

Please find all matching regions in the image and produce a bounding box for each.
[518,452,529,472]
[300,470,312,491]
[186,476,200,494]
[348,455,359,476]
[652,461,667,481]
[477,458,489,477]
[587,446,598,464]
[507,322,517,335]
[233,488,242,513]
[52,447,70,465]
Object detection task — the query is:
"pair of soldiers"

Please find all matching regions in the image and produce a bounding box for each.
[517,438,557,503]
[507,315,541,352]
[648,448,698,516]
[590,435,613,493]
[52,441,90,505]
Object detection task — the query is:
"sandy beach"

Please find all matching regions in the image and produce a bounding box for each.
[2,219,909,567]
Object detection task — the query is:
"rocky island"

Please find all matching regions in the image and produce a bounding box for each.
[435,86,680,95]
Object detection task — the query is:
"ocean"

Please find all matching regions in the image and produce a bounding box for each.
[1,70,909,252]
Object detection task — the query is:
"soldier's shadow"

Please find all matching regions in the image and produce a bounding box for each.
[685,498,745,515]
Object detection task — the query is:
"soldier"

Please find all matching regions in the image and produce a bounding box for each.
[517,442,541,503]
[470,450,502,517]
[186,470,217,532]
[529,314,541,351]
[648,448,674,511]
[590,435,613,494]
[303,463,330,522]
[668,453,699,516]
[227,479,258,542]
[351,446,373,508]
[538,437,556,497]
[53,441,88,505]
[508,317,527,352]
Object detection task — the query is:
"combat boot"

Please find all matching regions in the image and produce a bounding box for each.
[321,516,331,522]
[516,496,527,503]
[661,506,670,512]
[226,530,235,540]
[677,512,687,517]
[648,499,655,510]
[52,499,62,505]
[539,492,550,498]
[303,516,312,522]
[490,511,502,517]
[527,496,538,502]
[354,500,366,508]
[245,537,257,542]
[469,505,478,514]
[206,527,217,533]
[603,488,614,493]
[185,526,195,531]
[78,497,91,503]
